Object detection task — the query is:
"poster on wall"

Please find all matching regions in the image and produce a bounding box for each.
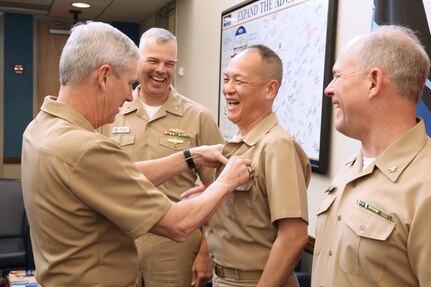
[218,0,338,174]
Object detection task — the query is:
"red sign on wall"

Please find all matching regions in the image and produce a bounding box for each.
[13,64,24,74]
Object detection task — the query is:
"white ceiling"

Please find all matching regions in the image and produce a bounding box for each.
[0,0,174,23]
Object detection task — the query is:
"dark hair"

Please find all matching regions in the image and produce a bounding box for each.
[245,44,283,87]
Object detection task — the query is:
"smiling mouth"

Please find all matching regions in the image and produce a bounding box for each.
[227,99,240,106]
[150,75,166,83]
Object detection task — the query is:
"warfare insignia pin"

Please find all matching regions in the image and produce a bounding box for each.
[168,138,184,145]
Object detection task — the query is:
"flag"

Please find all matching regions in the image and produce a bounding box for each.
[373,0,431,136]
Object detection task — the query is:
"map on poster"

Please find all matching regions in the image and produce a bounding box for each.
[219,0,335,172]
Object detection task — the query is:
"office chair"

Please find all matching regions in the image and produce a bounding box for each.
[0,178,34,274]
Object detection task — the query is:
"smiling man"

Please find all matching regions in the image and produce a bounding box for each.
[206,44,311,287]
[312,25,431,287]
[101,28,224,287]
[21,22,251,287]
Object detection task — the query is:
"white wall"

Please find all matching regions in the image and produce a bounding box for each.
[176,0,374,235]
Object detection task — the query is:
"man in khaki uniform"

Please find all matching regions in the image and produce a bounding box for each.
[204,45,311,286]
[312,25,431,287]
[101,28,224,287]
[21,22,251,287]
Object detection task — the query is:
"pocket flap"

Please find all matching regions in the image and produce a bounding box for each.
[235,179,254,191]
[160,137,191,151]
[345,207,395,241]
[110,134,135,146]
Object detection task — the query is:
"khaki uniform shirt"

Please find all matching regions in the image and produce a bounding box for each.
[312,120,431,287]
[101,86,224,200]
[207,113,310,271]
[101,86,224,286]
[21,96,171,287]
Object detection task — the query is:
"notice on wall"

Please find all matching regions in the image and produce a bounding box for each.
[219,0,337,173]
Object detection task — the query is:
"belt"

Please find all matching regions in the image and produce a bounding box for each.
[214,264,262,280]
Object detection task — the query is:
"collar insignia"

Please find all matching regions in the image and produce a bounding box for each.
[388,166,398,173]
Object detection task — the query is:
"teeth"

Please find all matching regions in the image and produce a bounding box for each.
[334,103,340,109]
[150,75,165,83]
[227,100,239,106]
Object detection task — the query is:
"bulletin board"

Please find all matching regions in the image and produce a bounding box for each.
[218,0,338,174]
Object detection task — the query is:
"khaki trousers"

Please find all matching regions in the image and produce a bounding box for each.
[136,229,201,287]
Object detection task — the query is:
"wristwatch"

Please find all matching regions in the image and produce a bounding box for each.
[183,148,196,169]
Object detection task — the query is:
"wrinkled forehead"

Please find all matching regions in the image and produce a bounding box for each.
[141,38,177,59]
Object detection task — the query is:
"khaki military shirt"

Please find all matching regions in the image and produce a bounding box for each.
[312,120,431,287]
[101,86,224,200]
[207,113,310,270]
[21,96,172,287]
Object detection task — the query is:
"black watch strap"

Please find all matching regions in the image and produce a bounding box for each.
[183,148,196,169]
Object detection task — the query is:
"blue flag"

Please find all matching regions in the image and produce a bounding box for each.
[372,0,431,136]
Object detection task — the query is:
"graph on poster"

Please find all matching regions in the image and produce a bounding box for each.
[218,0,337,173]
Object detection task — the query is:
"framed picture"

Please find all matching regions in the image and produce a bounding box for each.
[218,0,338,174]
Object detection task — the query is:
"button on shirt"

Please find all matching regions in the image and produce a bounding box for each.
[312,119,431,287]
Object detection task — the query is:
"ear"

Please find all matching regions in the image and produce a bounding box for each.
[368,68,383,99]
[265,80,279,101]
[98,64,111,88]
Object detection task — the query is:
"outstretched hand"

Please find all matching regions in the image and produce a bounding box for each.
[190,144,227,168]
[216,156,252,191]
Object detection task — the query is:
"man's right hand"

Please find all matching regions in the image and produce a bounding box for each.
[216,156,252,192]
[190,144,227,168]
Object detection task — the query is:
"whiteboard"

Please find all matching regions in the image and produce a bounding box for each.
[218,0,337,174]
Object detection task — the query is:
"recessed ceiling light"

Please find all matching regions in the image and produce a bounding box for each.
[72,2,91,9]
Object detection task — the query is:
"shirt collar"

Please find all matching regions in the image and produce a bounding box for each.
[119,85,183,118]
[41,96,95,131]
[230,113,279,147]
[375,119,428,182]
[346,119,428,182]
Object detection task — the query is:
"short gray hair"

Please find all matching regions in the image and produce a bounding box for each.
[353,25,430,102]
[139,27,177,51]
[59,21,139,86]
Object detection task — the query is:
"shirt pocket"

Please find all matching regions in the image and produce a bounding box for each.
[340,206,395,282]
[314,195,336,255]
[110,134,136,147]
[223,180,254,225]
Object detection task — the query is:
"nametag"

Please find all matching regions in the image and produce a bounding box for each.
[112,126,130,134]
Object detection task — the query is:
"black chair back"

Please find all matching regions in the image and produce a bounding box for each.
[0,179,34,271]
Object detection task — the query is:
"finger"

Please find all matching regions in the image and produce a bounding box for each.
[217,153,228,166]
